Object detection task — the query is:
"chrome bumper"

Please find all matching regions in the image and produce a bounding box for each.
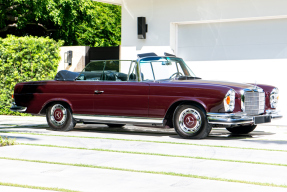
[10,102,27,112]
[207,110,282,125]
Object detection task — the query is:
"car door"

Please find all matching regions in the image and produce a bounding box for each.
[94,81,149,117]
[69,60,107,115]
[93,60,149,117]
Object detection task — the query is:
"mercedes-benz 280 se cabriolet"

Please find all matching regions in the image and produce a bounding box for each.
[11,53,282,139]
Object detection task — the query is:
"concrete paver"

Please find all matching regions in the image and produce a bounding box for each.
[1,115,287,191]
[0,159,287,192]
[0,145,287,186]
[1,132,287,165]
[2,126,287,150]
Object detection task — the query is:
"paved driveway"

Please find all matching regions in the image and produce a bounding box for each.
[0,115,287,192]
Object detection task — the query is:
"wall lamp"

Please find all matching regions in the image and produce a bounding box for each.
[64,50,73,66]
[138,17,148,39]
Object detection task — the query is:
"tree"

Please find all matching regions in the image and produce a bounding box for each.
[0,0,121,46]
[76,2,121,47]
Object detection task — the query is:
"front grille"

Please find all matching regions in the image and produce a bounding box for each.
[243,91,265,115]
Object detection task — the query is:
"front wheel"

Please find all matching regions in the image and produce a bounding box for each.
[226,125,257,134]
[46,103,75,131]
[173,104,212,139]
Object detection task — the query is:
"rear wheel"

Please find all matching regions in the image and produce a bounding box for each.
[107,124,125,128]
[173,104,212,139]
[46,103,75,131]
[226,125,257,134]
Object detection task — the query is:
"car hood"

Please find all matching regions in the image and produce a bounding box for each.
[171,79,254,92]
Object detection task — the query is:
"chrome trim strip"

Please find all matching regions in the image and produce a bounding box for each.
[207,112,247,117]
[73,114,164,125]
[266,110,283,119]
[207,114,253,125]
[10,102,27,113]
[207,111,281,125]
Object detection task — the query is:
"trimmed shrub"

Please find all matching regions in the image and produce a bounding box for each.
[0,35,63,115]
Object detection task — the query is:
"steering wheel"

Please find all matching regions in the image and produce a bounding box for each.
[169,72,183,79]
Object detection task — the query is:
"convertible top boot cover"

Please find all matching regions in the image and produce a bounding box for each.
[55,70,80,81]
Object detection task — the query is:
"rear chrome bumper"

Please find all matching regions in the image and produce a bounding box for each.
[10,102,27,112]
[207,110,282,125]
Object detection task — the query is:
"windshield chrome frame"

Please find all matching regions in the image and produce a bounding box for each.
[137,56,196,81]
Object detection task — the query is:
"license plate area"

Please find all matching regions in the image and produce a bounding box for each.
[254,116,271,124]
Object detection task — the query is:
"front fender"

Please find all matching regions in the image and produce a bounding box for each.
[166,97,225,114]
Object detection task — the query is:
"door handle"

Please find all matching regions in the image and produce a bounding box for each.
[94,90,104,94]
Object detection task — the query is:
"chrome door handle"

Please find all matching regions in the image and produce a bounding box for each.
[94,90,104,94]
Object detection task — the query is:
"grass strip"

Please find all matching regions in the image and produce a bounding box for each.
[0,136,16,147]
[0,156,286,189]
[2,131,287,152]
[20,143,287,167]
[0,181,79,192]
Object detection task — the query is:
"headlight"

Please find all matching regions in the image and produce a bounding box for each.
[270,88,279,108]
[224,89,235,112]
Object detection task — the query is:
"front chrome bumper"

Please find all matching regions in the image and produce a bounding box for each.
[10,102,27,112]
[207,110,282,125]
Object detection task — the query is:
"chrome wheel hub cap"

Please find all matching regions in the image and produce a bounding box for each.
[179,108,202,134]
[50,104,67,126]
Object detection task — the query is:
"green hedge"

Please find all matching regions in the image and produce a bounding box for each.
[0,35,63,115]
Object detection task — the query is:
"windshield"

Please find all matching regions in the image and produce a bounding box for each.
[139,57,196,81]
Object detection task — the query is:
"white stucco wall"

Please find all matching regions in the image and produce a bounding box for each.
[121,0,287,122]
[121,0,287,53]
[58,46,88,72]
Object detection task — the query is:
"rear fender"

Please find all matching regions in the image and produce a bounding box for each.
[40,98,73,115]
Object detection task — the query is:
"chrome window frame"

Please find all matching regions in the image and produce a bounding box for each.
[137,56,196,81]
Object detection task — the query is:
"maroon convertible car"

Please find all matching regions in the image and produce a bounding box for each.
[11,53,282,139]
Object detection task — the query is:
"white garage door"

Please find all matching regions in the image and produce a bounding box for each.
[177,19,287,61]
